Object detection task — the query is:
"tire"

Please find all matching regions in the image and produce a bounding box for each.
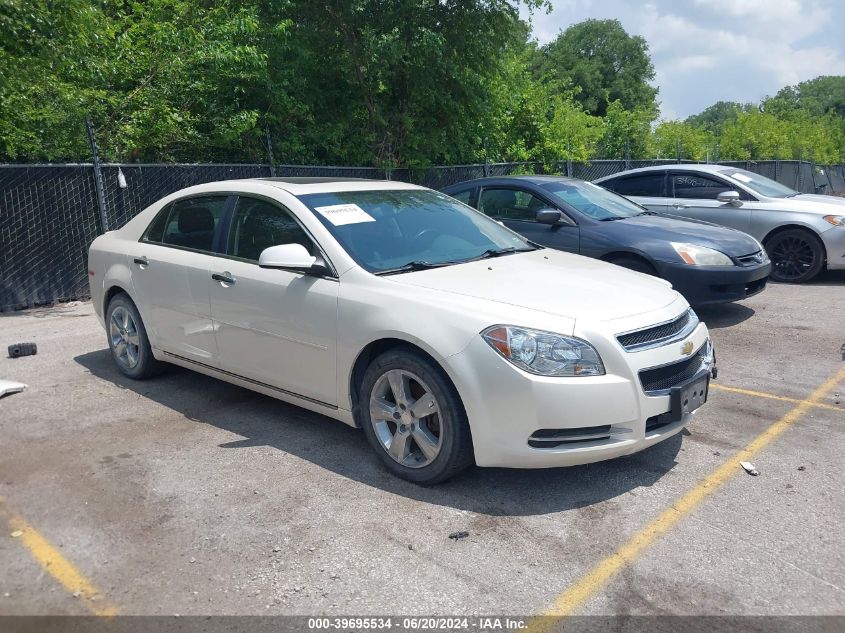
[609,256,657,276]
[358,347,474,485]
[105,293,165,379]
[765,229,825,283]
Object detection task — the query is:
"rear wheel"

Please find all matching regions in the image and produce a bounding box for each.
[765,229,825,283]
[359,347,473,485]
[106,293,164,379]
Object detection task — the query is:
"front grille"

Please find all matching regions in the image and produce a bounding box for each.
[737,250,766,266]
[617,310,693,351]
[639,344,709,394]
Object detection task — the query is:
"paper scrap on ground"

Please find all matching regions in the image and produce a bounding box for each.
[314,204,376,226]
[0,380,27,399]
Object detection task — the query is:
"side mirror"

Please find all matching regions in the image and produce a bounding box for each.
[536,208,562,224]
[535,208,576,226]
[717,191,742,206]
[258,243,317,271]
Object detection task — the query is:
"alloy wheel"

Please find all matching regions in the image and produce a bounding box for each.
[769,235,815,281]
[369,369,443,468]
[109,306,141,369]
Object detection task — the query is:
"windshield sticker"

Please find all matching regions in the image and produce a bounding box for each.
[314,203,376,226]
[730,172,752,183]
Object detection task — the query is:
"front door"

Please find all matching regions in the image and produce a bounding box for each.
[477,187,580,253]
[208,195,339,407]
[669,172,753,232]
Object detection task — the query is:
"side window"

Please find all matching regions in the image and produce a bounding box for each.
[227,197,314,262]
[607,174,666,197]
[479,188,547,221]
[672,174,734,200]
[157,196,228,252]
[449,189,473,206]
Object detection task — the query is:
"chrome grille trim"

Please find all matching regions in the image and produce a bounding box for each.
[616,309,699,352]
[736,250,767,266]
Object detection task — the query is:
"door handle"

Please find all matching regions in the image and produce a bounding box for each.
[212,272,235,285]
[133,256,149,266]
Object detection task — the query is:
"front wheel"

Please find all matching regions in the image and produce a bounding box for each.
[359,347,474,485]
[765,229,825,283]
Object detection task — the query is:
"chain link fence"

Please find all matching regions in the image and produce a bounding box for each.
[1,159,844,311]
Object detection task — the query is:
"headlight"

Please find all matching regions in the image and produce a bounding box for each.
[481,325,605,376]
[671,242,734,266]
[823,215,845,227]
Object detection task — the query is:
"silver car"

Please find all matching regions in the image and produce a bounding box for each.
[595,164,845,283]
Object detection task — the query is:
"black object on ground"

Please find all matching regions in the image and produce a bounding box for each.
[8,342,37,358]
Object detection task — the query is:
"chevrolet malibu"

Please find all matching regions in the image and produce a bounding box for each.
[88,178,715,484]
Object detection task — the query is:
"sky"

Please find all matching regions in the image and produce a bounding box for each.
[520,0,845,120]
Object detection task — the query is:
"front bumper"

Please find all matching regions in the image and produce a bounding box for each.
[655,260,771,306]
[821,226,845,271]
[445,321,714,469]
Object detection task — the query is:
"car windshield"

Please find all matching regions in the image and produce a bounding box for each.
[541,180,642,220]
[719,168,797,198]
[298,189,535,274]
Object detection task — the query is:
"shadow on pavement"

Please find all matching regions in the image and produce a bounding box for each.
[696,302,755,330]
[75,348,683,517]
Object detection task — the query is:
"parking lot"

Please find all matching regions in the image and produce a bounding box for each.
[1,274,843,621]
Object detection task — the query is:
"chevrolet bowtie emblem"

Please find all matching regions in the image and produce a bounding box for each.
[681,341,694,356]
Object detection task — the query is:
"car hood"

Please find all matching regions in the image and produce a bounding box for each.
[776,194,845,212]
[604,215,761,255]
[389,248,681,322]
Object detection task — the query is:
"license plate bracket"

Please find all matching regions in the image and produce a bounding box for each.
[670,370,710,420]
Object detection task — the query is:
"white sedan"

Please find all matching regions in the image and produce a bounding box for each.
[88,178,715,484]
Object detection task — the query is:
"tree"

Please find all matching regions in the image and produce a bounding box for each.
[718,111,789,160]
[599,100,653,158]
[684,101,755,136]
[652,121,712,161]
[538,19,658,118]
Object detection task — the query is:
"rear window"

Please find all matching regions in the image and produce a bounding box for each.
[604,173,666,197]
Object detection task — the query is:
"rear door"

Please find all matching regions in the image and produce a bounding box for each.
[477,186,580,253]
[669,171,753,232]
[129,195,231,366]
[208,195,339,406]
[601,172,672,213]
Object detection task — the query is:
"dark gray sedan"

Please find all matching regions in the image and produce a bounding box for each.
[442,176,771,306]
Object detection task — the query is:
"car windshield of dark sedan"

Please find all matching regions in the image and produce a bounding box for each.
[719,168,798,198]
[299,189,535,274]
[542,180,641,220]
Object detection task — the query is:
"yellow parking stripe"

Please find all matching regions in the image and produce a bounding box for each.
[527,365,845,630]
[710,383,843,412]
[1,499,118,616]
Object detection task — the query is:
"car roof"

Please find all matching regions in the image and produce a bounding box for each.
[182,177,426,196]
[443,175,581,190]
[594,163,735,181]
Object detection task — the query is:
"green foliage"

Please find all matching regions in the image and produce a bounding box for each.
[652,121,712,161]
[537,19,658,118]
[1,2,842,166]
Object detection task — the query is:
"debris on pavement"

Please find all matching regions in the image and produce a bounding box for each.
[740,461,759,476]
[0,380,27,399]
[7,342,37,358]
[10,530,23,538]
[448,531,470,540]
[797,465,806,471]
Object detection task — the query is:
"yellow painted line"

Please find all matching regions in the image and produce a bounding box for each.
[528,365,845,630]
[710,383,843,413]
[1,498,119,616]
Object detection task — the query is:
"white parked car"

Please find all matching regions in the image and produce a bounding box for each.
[88,178,715,484]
